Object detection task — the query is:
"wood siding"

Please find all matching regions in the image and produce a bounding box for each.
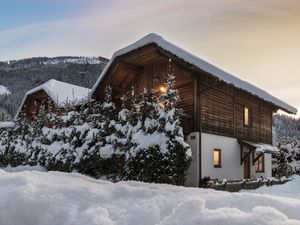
[94,46,275,144]
[199,74,273,144]
[22,90,61,121]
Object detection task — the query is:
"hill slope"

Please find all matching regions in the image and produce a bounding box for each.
[0,56,108,119]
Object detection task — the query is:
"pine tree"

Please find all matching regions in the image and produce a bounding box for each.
[78,85,124,179]
[160,61,191,184]
[124,60,191,185]
[98,85,116,137]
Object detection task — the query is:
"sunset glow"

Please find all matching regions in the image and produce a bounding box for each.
[1,0,299,113]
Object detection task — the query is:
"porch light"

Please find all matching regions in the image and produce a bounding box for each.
[158,85,167,94]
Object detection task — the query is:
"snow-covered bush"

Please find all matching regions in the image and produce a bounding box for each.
[77,87,126,179]
[272,114,300,177]
[273,137,300,177]
[0,74,191,185]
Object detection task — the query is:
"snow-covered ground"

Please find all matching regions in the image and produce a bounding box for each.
[0,169,300,225]
[0,121,15,129]
[246,176,300,199]
[0,85,11,95]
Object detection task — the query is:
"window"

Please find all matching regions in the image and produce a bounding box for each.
[244,106,251,126]
[214,149,221,168]
[135,104,141,113]
[255,154,264,172]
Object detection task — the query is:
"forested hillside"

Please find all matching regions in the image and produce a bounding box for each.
[0,56,108,119]
[272,114,300,176]
[273,114,300,142]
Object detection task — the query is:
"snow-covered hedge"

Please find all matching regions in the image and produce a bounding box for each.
[0,77,191,185]
[272,137,300,177]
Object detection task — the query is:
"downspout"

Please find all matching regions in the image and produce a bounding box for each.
[198,78,219,187]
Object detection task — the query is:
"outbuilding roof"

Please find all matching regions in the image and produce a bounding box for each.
[15,79,90,118]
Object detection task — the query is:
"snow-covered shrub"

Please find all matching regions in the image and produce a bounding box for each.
[0,73,191,185]
[273,137,300,177]
[272,114,300,178]
[0,111,31,167]
[76,86,126,179]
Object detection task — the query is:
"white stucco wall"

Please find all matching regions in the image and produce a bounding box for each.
[185,132,273,185]
[201,133,243,180]
[185,132,200,187]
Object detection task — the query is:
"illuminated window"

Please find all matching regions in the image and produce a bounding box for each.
[255,154,264,172]
[213,149,221,168]
[135,104,141,113]
[244,106,251,126]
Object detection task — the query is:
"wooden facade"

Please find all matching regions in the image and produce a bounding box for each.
[16,79,91,121]
[20,90,60,120]
[92,44,282,145]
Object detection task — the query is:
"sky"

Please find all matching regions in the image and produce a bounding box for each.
[0,0,299,114]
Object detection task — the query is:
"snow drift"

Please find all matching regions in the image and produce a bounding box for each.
[0,170,300,225]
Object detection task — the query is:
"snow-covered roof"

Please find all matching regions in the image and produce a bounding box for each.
[91,33,297,114]
[255,143,278,154]
[15,79,90,118]
[0,121,15,129]
[241,140,278,153]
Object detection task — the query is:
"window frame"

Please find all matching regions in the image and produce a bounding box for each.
[213,149,222,168]
[255,153,265,173]
[243,105,252,127]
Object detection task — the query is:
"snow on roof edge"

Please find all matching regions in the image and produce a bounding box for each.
[91,33,297,114]
[15,79,91,119]
[0,121,16,129]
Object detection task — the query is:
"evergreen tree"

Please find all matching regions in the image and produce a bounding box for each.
[124,62,191,185]
[78,85,123,179]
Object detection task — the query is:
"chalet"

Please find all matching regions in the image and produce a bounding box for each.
[15,79,91,120]
[90,33,297,186]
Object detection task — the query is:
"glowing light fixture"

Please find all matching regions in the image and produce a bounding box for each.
[159,85,167,94]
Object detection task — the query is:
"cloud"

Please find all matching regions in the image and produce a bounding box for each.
[0,0,299,112]
[0,0,209,59]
